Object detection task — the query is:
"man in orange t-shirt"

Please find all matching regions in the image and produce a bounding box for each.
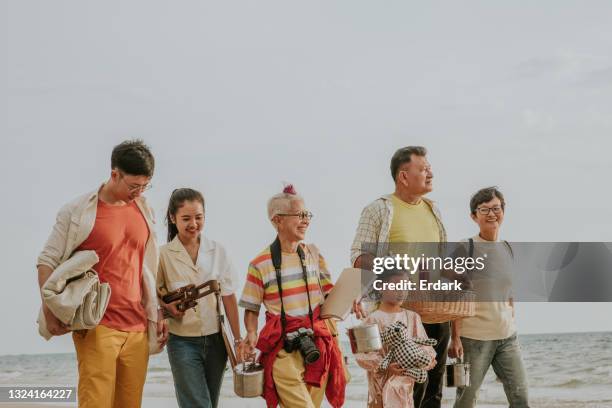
[37,140,168,408]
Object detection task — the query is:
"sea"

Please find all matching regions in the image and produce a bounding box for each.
[1,332,611,407]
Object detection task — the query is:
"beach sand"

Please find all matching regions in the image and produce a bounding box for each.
[2,399,609,408]
[0,398,367,408]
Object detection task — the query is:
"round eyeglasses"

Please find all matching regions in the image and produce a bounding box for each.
[476,206,502,215]
[277,211,314,221]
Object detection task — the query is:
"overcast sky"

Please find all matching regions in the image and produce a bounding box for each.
[2,1,612,355]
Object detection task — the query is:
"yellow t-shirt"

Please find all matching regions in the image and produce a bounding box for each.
[389,194,440,243]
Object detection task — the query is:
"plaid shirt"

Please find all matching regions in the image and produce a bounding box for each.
[350,194,447,266]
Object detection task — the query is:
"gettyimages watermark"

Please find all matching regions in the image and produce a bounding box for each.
[371,250,486,291]
[358,242,612,302]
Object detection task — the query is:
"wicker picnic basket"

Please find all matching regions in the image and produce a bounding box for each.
[402,290,476,324]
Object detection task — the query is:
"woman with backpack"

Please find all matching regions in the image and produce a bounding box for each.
[449,187,530,408]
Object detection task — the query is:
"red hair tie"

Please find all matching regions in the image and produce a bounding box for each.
[283,184,297,195]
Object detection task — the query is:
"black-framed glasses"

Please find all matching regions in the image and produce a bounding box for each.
[277,211,314,221]
[119,171,153,192]
[476,206,503,215]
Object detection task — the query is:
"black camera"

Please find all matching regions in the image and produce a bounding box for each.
[284,327,320,364]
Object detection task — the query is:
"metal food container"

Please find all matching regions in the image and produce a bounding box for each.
[445,358,471,387]
[233,358,264,398]
[347,324,382,354]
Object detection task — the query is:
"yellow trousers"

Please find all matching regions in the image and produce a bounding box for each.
[272,349,327,408]
[72,325,149,408]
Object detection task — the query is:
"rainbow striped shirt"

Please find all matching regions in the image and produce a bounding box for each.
[239,244,334,317]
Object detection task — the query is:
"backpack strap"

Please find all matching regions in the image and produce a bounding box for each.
[504,240,514,259]
[468,238,474,258]
[469,237,513,259]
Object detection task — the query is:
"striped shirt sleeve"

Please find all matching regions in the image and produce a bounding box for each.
[318,252,334,296]
[239,262,264,312]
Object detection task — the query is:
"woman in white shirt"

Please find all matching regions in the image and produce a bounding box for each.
[157,188,242,408]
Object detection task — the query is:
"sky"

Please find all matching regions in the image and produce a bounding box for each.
[1,1,612,355]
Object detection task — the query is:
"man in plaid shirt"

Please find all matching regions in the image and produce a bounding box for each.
[350,146,449,408]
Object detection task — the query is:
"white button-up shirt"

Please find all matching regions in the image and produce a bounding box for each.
[157,235,236,336]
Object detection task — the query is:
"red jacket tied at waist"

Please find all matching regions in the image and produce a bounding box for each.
[256,307,346,408]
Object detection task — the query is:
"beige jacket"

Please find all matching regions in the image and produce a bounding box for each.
[157,236,236,337]
[37,185,161,353]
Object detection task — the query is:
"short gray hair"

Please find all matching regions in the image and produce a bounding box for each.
[390,146,428,182]
[267,185,304,222]
[470,186,506,215]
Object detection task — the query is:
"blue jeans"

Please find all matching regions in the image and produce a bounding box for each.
[167,332,228,408]
[454,333,529,408]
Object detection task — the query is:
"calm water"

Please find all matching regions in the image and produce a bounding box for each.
[2,332,612,407]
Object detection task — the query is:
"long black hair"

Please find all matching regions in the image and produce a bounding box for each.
[166,188,205,242]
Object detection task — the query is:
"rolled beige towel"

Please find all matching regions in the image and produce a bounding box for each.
[38,250,110,340]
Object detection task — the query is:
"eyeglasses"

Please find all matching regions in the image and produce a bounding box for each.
[476,206,503,215]
[277,211,314,221]
[119,172,153,192]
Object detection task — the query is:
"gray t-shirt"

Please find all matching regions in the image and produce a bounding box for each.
[460,235,517,341]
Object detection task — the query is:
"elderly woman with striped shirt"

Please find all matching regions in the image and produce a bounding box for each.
[239,185,347,408]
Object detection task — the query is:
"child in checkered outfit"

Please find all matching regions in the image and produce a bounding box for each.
[355,271,437,408]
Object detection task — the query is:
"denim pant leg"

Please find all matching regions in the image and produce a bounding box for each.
[202,333,228,408]
[167,334,212,408]
[491,334,530,408]
[453,337,496,408]
[414,322,450,408]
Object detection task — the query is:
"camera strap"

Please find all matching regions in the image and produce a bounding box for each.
[270,237,315,337]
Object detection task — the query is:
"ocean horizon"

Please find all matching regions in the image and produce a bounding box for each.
[2,331,611,407]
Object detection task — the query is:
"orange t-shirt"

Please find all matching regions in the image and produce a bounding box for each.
[77,200,149,332]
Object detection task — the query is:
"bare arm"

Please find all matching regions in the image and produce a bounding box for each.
[244,309,259,341]
[351,254,376,319]
[242,309,259,360]
[157,257,185,319]
[222,294,241,340]
[350,252,378,319]
[353,253,375,270]
[448,319,463,359]
[38,265,53,293]
[451,319,462,339]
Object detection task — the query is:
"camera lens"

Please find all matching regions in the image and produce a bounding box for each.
[303,347,320,364]
[299,336,320,364]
